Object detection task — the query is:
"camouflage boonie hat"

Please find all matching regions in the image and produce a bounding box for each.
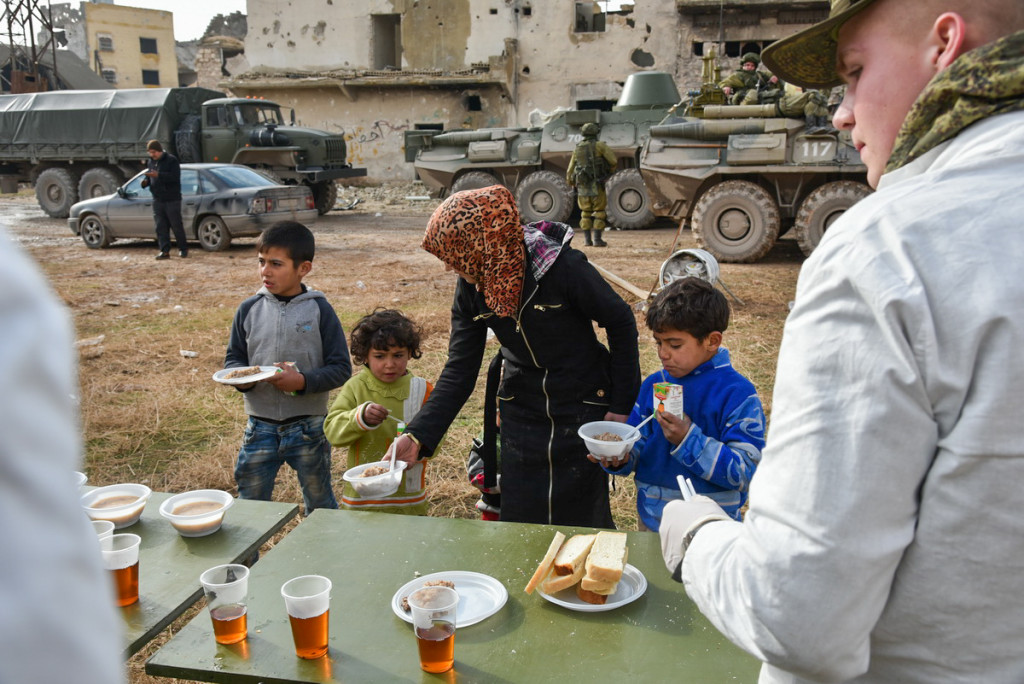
[761,0,880,89]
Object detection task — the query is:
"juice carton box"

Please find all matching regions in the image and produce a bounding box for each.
[653,382,683,419]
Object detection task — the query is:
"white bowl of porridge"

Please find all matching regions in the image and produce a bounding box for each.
[81,483,153,529]
[158,489,234,537]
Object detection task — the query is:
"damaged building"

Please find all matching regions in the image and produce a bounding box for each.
[227,0,830,180]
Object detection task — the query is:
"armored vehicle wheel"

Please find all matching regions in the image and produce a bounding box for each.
[312,181,337,215]
[35,167,78,218]
[692,180,780,263]
[794,181,872,257]
[515,170,575,224]
[78,168,122,200]
[196,216,231,252]
[175,115,202,163]
[79,214,112,249]
[451,171,500,195]
[605,169,655,230]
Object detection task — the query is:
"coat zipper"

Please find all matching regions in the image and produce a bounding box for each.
[515,283,557,524]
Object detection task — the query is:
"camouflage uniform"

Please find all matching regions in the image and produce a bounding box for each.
[719,52,775,106]
[566,123,617,247]
[776,90,833,133]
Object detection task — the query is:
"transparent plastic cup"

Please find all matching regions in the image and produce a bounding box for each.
[408,585,458,673]
[100,533,141,606]
[281,575,331,659]
[200,564,250,645]
[91,519,115,541]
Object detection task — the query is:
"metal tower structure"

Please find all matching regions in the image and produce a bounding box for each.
[1,0,59,93]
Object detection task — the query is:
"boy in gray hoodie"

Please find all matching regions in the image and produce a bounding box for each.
[224,221,351,512]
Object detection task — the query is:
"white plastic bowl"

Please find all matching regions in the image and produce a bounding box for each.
[74,471,88,488]
[343,459,408,498]
[578,421,641,461]
[159,489,234,537]
[81,483,152,529]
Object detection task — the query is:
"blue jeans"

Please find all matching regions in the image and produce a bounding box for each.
[235,416,338,513]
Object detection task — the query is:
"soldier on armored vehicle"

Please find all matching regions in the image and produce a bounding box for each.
[719,53,778,106]
[566,122,618,247]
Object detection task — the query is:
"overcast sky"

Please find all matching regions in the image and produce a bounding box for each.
[115,0,248,42]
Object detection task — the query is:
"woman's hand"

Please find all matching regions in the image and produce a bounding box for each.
[390,433,422,465]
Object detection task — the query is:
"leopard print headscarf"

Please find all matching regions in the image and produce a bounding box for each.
[421,185,525,318]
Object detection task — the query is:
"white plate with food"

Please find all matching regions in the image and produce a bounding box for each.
[538,564,647,612]
[392,571,508,627]
[212,366,279,385]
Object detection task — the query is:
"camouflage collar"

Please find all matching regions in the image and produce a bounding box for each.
[887,30,1024,174]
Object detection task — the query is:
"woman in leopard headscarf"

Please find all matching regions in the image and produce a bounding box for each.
[393,185,640,528]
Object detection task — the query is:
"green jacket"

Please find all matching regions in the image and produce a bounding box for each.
[324,370,434,514]
[566,138,617,197]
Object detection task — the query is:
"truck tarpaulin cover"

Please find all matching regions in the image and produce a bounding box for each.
[0,87,222,146]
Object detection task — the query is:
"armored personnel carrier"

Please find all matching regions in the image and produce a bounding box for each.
[405,71,681,229]
[639,56,870,262]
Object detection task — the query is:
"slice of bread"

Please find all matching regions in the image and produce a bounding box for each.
[576,583,610,605]
[583,531,628,584]
[579,575,618,594]
[541,563,585,594]
[552,534,596,576]
[524,531,565,594]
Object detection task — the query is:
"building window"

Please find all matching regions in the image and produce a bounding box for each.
[141,69,160,86]
[371,14,402,70]
[139,37,158,54]
[575,2,606,33]
[466,95,482,111]
[98,34,113,51]
[101,68,117,84]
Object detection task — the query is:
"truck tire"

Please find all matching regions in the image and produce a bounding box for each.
[78,167,122,200]
[605,169,655,230]
[79,214,113,249]
[794,181,872,257]
[515,170,575,224]
[692,180,780,263]
[311,181,337,215]
[451,171,500,195]
[35,167,78,218]
[175,114,202,163]
[196,216,231,252]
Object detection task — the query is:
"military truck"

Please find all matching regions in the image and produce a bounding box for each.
[405,71,682,229]
[638,55,870,262]
[0,87,365,218]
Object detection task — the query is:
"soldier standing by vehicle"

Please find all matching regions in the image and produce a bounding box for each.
[142,139,187,260]
[566,122,617,247]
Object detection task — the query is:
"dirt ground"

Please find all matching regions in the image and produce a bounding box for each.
[2,183,803,683]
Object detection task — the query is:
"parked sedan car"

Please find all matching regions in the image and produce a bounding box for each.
[68,163,319,251]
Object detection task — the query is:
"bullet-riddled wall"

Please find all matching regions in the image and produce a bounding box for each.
[232,0,826,181]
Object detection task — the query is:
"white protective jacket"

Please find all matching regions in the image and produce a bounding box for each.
[683,110,1024,683]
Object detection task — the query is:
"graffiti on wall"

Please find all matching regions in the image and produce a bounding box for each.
[346,119,411,164]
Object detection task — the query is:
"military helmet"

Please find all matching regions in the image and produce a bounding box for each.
[581,122,600,137]
[741,52,761,66]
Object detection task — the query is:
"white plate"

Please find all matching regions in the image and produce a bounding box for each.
[392,571,508,627]
[538,564,647,612]
[212,366,279,385]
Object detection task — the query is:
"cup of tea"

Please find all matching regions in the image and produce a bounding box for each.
[281,575,331,659]
[100,533,141,606]
[92,519,115,541]
[200,564,249,645]
[408,585,458,673]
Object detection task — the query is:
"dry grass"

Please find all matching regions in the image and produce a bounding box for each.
[5,191,802,683]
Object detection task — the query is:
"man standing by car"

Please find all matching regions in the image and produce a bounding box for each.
[142,139,187,259]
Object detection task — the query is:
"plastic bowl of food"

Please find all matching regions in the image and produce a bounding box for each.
[578,421,641,462]
[159,489,234,537]
[81,483,152,529]
[343,460,408,498]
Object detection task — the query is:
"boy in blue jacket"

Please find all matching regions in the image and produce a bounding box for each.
[224,221,351,513]
[595,277,764,531]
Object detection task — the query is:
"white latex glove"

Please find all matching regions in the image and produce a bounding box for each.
[659,496,730,582]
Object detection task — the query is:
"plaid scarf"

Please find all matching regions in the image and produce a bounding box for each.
[887,30,1024,173]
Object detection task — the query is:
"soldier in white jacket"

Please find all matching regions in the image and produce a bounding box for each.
[0,228,125,683]
[658,1,1024,682]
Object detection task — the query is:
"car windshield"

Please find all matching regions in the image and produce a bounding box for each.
[207,166,279,189]
[123,174,152,198]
